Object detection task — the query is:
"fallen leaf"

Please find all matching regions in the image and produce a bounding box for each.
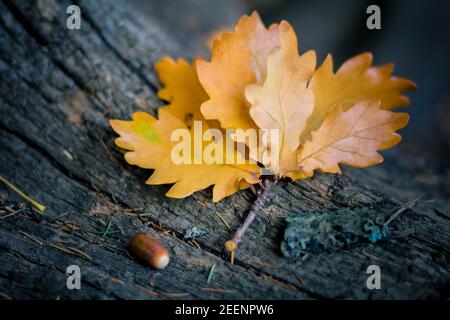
[111,59,260,201]
[197,12,279,132]
[246,21,316,176]
[303,53,416,140]
[111,111,259,202]
[297,100,409,177]
[155,57,208,127]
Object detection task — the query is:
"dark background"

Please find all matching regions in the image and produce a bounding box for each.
[131,0,450,165]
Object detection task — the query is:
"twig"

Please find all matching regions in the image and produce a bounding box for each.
[159,291,190,298]
[47,243,74,255]
[214,212,231,230]
[225,177,277,263]
[0,175,45,213]
[123,212,153,217]
[190,238,201,249]
[111,278,125,285]
[49,212,69,221]
[0,208,26,220]
[248,258,274,269]
[385,195,422,225]
[296,274,305,285]
[122,207,143,213]
[65,246,92,261]
[100,139,114,160]
[19,231,44,246]
[134,284,158,297]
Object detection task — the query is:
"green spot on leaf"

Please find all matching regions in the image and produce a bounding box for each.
[136,122,160,143]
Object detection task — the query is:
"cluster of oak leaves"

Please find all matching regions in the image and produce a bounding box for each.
[110,12,415,202]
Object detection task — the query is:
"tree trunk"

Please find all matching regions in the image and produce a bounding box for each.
[0,0,449,300]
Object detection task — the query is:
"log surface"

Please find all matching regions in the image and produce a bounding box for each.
[0,0,449,300]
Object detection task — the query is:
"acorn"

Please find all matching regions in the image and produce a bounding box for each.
[129,234,170,269]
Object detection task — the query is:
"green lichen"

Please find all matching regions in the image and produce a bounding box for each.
[281,205,396,259]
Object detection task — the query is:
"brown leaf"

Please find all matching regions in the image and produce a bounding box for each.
[297,100,409,177]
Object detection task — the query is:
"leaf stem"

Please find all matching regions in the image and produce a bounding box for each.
[225,177,277,263]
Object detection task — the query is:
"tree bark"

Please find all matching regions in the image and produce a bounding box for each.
[0,0,449,299]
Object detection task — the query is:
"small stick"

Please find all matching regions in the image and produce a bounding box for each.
[111,278,125,285]
[0,176,45,213]
[159,291,190,298]
[65,246,92,261]
[48,243,73,255]
[385,195,422,225]
[191,238,201,249]
[214,211,231,230]
[19,231,44,246]
[225,177,277,262]
[0,208,26,220]
[134,284,158,297]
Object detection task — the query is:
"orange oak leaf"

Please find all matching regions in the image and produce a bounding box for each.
[245,21,316,176]
[197,11,279,132]
[303,53,416,140]
[297,100,409,177]
[110,58,260,202]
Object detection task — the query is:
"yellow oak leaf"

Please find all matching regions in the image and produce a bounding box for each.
[245,21,316,176]
[297,100,409,177]
[303,53,416,140]
[155,57,208,127]
[196,11,279,132]
[110,58,260,202]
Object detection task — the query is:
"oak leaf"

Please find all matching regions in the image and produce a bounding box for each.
[155,57,208,126]
[303,53,416,140]
[297,100,409,177]
[110,58,260,202]
[246,21,316,176]
[197,11,279,132]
